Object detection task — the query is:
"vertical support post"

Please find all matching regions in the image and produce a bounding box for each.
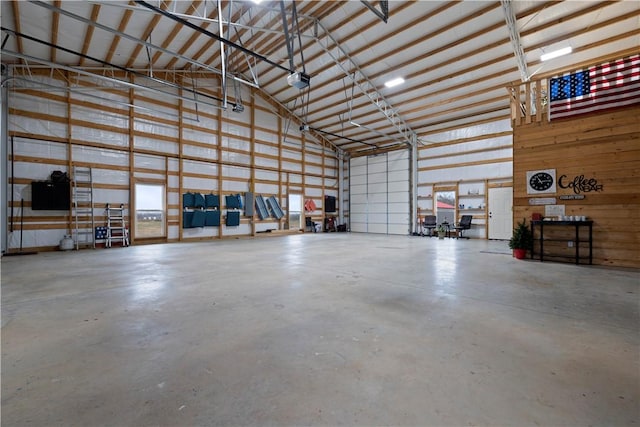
[250,87,256,236]
[216,76,224,239]
[128,77,135,244]
[65,70,72,235]
[338,150,344,226]
[410,134,418,235]
[535,79,542,123]
[1,66,8,253]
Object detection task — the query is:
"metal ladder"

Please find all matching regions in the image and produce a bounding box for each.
[72,166,95,250]
[105,203,129,248]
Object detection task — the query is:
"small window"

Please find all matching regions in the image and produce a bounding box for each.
[135,183,165,238]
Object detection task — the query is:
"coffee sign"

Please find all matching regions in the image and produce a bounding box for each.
[558,174,603,194]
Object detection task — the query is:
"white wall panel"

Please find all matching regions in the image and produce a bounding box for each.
[183,177,217,190]
[388,192,409,203]
[181,145,218,160]
[255,183,279,195]
[305,165,322,175]
[222,181,250,192]
[183,160,217,176]
[182,128,217,144]
[255,170,279,182]
[11,116,68,139]
[305,188,322,198]
[134,154,165,171]
[72,145,129,166]
[168,225,179,239]
[167,193,179,206]
[134,137,178,155]
[282,160,302,172]
[367,223,387,234]
[14,162,66,181]
[305,176,322,186]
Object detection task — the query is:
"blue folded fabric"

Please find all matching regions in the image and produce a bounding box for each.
[193,193,205,208]
[183,211,194,228]
[205,210,221,226]
[205,194,219,209]
[182,193,195,208]
[226,211,240,226]
[191,210,206,227]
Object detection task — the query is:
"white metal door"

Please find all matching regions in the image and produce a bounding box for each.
[348,151,409,235]
[386,150,410,235]
[349,157,368,232]
[488,187,513,240]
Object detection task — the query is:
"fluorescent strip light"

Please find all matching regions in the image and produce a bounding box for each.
[540,46,572,62]
[384,77,405,88]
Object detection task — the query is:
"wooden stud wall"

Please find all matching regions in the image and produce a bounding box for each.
[6,69,339,251]
[513,105,640,268]
[416,118,514,238]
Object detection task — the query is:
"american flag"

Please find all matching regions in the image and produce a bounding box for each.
[549,53,640,120]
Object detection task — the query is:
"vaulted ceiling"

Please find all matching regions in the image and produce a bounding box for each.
[2,1,639,154]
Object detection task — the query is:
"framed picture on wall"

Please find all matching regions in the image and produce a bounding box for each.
[526,169,557,194]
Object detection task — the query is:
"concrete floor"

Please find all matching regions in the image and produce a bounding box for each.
[1,233,638,426]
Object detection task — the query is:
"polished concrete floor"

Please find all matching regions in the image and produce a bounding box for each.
[2,233,639,426]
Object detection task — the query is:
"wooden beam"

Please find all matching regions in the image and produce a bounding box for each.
[105,5,133,64]
[78,4,102,67]
[152,0,202,66]
[50,0,61,63]
[125,1,169,69]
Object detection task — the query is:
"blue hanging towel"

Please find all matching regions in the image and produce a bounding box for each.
[191,210,206,227]
[183,211,194,228]
[225,194,239,209]
[205,210,221,226]
[193,193,205,208]
[226,211,240,226]
[183,193,195,208]
[205,194,219,209]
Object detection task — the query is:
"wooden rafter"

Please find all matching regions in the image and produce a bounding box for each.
[278,1,455,103]
[11,1,24,64]
[105,6,134,64]
[78,4,102,67]
[185,4,247,71]
[51,0,61,63]
[125,1,171,69]
[163,4,219,70]
[227,0,342,75]
[306,1,630,126]
[152,0,202,66]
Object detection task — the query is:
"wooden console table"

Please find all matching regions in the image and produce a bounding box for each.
[530,220,593,265]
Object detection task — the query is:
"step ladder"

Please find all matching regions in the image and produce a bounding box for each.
[105,203,129,248]
[72,166,95,250]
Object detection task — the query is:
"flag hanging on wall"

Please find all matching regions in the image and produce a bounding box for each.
[549,53,640,120]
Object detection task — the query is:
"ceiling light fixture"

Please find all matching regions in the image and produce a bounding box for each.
[384,77,405,88]
[540,46,572,62]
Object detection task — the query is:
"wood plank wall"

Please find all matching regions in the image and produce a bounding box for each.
[513,105,640,268]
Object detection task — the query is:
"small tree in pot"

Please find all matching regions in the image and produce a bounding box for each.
[509,219,533,259]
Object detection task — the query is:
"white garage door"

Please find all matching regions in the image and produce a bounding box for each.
[349,151,409,235]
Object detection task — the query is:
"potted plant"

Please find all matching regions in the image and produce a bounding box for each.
[437,224,447,239]
[509,219,533,259]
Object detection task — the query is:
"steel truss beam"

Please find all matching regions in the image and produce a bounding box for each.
[92,1,417,146]
[29,0,259,89]
[501,0,529,82]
